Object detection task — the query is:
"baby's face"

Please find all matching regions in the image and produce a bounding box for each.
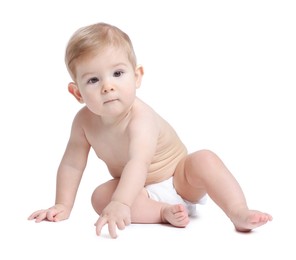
[74,47,141,117]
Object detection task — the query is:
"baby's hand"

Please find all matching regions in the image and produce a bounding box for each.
[28,204,71,223]
[94,200,131,239]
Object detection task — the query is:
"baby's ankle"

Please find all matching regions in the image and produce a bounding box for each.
[226,204,249,219]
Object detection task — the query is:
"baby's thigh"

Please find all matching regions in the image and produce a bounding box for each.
[173,154,206,203]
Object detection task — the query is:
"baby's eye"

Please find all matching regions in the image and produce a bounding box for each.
[87,77,99,84]
[113,71,124,77]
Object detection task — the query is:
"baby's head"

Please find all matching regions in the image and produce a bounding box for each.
[65,22,137,81]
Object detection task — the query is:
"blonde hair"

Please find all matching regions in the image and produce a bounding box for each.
[65,22,137,80]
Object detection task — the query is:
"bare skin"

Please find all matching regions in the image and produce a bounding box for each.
[172,151,273,232]
[91,174,272,235]
[91,179,190,233]
[161,204,190,227]
[162,205,272,231]
[28,23,272,238]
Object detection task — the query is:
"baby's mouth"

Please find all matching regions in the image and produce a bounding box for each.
[104,99,119,104]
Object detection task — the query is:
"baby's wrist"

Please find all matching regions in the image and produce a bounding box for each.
[111,199,131,208]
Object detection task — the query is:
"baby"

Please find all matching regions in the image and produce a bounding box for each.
[28,22,272,238]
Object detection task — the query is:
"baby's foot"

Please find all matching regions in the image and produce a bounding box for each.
[161,204,189,227]
[231,209,273,232]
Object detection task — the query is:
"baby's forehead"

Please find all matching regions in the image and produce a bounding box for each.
[74,46,132,73]
[81,45,128,62]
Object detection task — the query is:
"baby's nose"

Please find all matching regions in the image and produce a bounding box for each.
[102,83,115,93]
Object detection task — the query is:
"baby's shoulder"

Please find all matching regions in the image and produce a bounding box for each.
[73,106,91,120]
[72,106,99,127]
[133,98,160,119]
[131,98,173,133]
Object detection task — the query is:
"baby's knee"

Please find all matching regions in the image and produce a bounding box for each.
[189,149,218,165]
[91,179,119,214]
[91,187,103,214]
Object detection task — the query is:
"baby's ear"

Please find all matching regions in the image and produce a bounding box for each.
[135,65,144,89]
[68,82,84,103]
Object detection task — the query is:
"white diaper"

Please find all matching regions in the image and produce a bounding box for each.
[145,177,207,217]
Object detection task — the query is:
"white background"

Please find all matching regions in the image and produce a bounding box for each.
[0,0,295,259]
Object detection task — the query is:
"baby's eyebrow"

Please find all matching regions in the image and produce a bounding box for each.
[79,73,97,82]
[82,72,96,78]
[112,62,129,68]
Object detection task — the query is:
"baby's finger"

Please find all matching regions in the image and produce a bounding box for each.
[95,217,107,236]
[46,209,59,221]
[117,220,126,230]
[35,211,48,223]
[124,217,131,226]
[108,221,118,239]
[28,210,45,220]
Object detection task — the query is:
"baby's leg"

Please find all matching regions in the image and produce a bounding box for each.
[91,179,189,227]
[174,150,272,231]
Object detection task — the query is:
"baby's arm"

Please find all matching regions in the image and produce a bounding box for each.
[95,112,160,238]
[28,112,90,222]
